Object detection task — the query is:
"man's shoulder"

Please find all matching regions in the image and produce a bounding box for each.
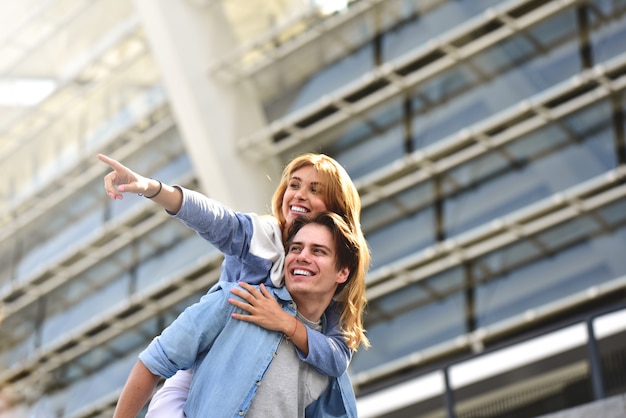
[211,280,273,295]
[211,280,291,302]
[205,281,243,298]
[196,281,240,306]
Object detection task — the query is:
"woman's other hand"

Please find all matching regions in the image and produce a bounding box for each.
[229,283,294,334]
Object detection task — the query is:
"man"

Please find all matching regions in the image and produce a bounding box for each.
[113,212,366,417]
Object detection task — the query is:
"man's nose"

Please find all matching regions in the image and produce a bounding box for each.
[296,249,312,262]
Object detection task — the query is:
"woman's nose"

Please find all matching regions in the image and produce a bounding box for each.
[294,188,307,200]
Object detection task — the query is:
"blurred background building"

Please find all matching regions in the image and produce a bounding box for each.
[0,0,625,416]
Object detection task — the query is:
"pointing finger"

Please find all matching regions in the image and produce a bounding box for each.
[97,153,126,172]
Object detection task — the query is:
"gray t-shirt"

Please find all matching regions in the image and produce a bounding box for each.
[247,313,330,417]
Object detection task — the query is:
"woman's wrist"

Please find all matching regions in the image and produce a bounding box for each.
[139,179,162,199]
[286,316,298,339]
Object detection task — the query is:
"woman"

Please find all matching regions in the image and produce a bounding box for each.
[98,152,370,415]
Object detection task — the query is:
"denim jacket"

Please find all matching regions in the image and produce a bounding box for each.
[170,187,350,377]
[139,281,358,417]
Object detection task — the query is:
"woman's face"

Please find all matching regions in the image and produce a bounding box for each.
[281,166,329,230]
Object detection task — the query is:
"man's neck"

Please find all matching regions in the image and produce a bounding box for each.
[291,295,332,323]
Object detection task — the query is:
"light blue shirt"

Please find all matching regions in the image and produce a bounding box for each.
[139,281,358,417]
[169,187,350,377]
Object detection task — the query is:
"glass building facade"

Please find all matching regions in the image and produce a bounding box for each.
[1,0,625,417]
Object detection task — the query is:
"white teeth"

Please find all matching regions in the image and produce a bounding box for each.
[293,269,312,276]
[291,206,308,213]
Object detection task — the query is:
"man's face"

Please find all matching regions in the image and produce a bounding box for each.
[284,223,349,302]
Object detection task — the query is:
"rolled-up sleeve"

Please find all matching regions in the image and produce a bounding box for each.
[139,337,181,378]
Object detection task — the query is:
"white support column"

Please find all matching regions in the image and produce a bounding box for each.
[133,0,281,213]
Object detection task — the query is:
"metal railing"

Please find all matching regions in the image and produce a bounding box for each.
[356,303,626,417]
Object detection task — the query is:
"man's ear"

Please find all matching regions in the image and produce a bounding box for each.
[336,267,350,284]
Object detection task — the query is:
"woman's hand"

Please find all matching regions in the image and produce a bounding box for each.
[229,283,294,334]
[98,153,183,214]
[98,153,154,200]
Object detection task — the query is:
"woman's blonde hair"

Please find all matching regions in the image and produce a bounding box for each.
[272,153,370,350]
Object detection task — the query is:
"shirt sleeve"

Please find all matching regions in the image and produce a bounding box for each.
[169,187,253,257]
[139,283,232,378]
[296,302,351,378]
